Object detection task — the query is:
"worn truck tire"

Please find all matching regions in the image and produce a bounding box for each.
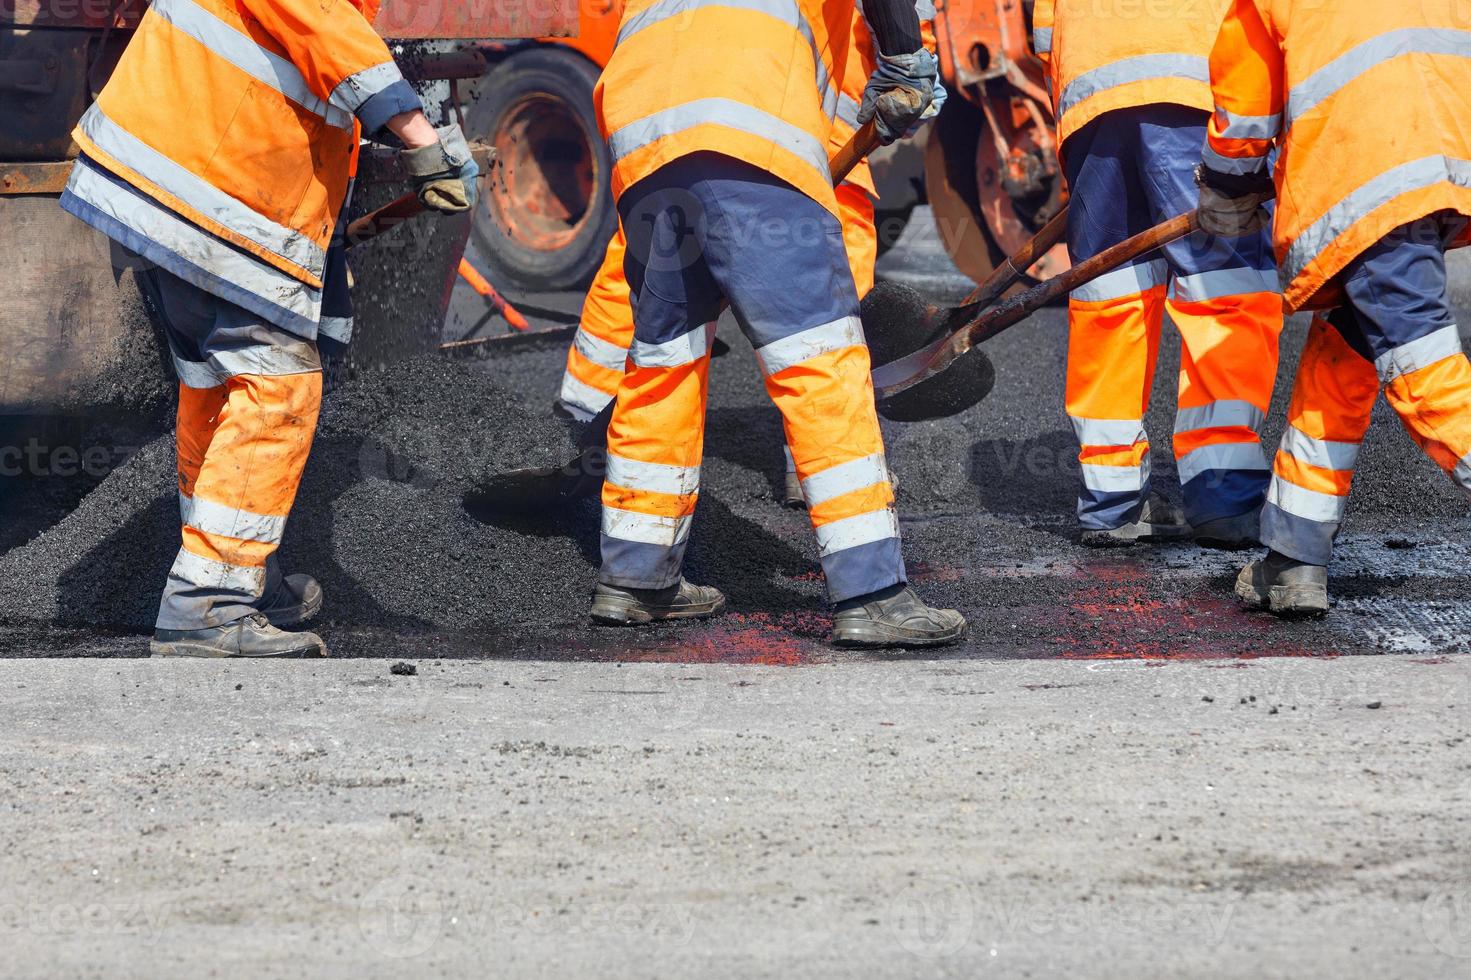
[465,47,616,293]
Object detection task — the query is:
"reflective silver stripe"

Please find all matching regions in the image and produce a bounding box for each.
[801,453,888,508]
[150,0,352,130]
[1033,27,1052,55]
[630,323,714,368]
[1287,28,1471,124]
[1070,258,1167,303]
[1268,475,1347,523]
[616,0,835,114]
[1169,266,1279,303]
[813,509,899,557]
[1375,324,1464,383]
[755,316,865,376]
[608,98,832,188]
[1177,442,1269,484]
[66,162,322,329]
[1202,142,1270,177]
[1280,425,1361,472]
[837,93,861,130]
[1071,417,1146,448]
[606,454,701,496]
[602,505,693,547]
[1455,449,1471,493]
[79,107,326,278]
[1057,54,1209,119]
[558,374,611,420]
[1215,108,1280,141]
[186,495,287,545]
[1174,400,1266,435]
[318,316,353,344]
[1284,156,1471,286]
[171,352,225,390]
[574,326,631,371]
[1080,458,1149,493]
[328,61,405,115]
[168,547,267,594]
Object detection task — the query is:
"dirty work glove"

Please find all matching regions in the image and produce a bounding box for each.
[401,123,479,214]
[1195,164,1274,238]
[907,74,947,137]
[858,49,937,144]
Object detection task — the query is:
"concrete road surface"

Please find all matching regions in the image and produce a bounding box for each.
[3,655,1470,978]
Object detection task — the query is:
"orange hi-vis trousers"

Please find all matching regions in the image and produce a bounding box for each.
[1063,106,1283,530]
[138,265,323,631]
[1262,219,1471,565]
[558,182,878,422]
[602,153,902,602]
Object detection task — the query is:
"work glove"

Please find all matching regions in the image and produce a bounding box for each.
[858,49,937,144]
[1195,164,1274,238]
[401,123,479,215]
[907,75,946,137]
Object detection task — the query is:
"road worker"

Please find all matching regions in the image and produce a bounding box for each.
[59,0,476,657]
[1200,0,1471,616]
[558,2,941,510]
[1032,0,1284,548]
[587,0,966,647]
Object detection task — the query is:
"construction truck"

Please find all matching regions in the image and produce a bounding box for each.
[0,0,575,424]
[456,0,1065,293]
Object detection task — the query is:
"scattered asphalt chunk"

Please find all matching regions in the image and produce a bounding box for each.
[390,662,417,677]
[1366,701,1383,709]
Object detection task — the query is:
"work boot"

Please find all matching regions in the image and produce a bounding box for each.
[260,573,323,628]
[1080,492,1192,548]
[831,584,967,649]
[150,614,329,658]
[782,469,806,509]
[1194,507,1263,551]
[1235,550,1330,618]
[590,578,727,625]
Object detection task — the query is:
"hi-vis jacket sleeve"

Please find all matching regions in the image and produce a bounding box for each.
[1203,0,1283,179]
[241,0,422,135]
[1032,0,1053,73]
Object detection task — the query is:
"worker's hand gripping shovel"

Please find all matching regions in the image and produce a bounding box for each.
[865,209,1201,421]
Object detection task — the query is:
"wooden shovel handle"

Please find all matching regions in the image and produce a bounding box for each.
[829,119,881,186]
[959,210,1200,350]
[961,205,1070,310]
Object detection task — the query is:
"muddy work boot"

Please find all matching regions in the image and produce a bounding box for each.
[590,578,727,625]
[150,614,328,658]
[1081,492,1192,548]
[831,584,967,649]
[1235,550,1330,618]
[260,573,323,628]
[1193,507,1262,551]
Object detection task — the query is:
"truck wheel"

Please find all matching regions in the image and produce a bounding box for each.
[464,48,615,292]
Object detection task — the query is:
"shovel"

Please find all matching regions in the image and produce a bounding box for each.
[870,209,1201,422]
[482,113,896,513]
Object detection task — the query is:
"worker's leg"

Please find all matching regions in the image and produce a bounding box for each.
[142,269,324,635]
[1343,218,1471,499]
[558,227,634,421]
[595,161,722,596]
[1257,315,1378,565]
[697,160,903,602]
[1063,113,1175,534]
[1136,105,1284,533]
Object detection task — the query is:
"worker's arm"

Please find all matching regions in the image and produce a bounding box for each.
[857,0,938,143]
[1196,0,1281,237]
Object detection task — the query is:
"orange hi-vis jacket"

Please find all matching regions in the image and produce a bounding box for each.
[61,0,417,339]
[1031,0,1221,147]
[595,0,857,217]
[1205,0,1471,312]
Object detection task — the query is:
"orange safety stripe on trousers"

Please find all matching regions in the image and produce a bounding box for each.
[176,382,226,498]
[189,372,322,521]
[179,524,276,569]
[601,482,699,520]
[1383,352,1471,475]
[1173,426,1261,459]
[1079,442,1150,469]
[1065,288,1166,423]
[1271,448,1355,497]
[806,481,895,529]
